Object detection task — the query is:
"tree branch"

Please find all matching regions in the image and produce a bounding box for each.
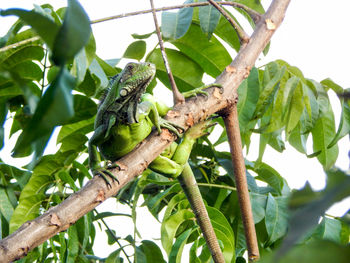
[207,0,249,45]
[90,2,262,25]
[220,106,259,261]
[0,0,291,261]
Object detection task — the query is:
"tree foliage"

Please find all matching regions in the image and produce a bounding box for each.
[0,0,349,262]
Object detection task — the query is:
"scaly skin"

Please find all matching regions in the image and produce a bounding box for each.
[88,62,224,261]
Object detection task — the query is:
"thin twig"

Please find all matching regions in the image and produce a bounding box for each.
[90,2,261,25]
[94,209,132,263]
[0,36,40,53]
[149,0,184,105]
[207,0,250,45]
[220,105,259,262]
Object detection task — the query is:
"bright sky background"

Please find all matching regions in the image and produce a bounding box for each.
[1,0,350,259]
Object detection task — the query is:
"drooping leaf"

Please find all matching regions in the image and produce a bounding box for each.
[13,68,76,157]
[237,67,260,128]
[9,194,46,233]
[171,23,231,77]
[0,8,59,49]
[265,194,289,244]
[67,224,79,262]
[169,228,196,263]
[147,48,203,92]
[57,117,94,143]
[161,0,193,39]
[198,0,221,39]
[254,162,285,195]
[161,208,194,254]
[210,10,240,51]
[138,240,166,263]
[310,102,338,169]
[327,94,350,148]
[52,0,91,65]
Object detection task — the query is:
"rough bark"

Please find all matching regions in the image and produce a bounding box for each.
[0,0,291,261]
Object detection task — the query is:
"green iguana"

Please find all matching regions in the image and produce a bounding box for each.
[88,62,225,262]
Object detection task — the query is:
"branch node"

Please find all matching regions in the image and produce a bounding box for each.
[225,65,237,74]
[265,19,277,30]
[96,189,106,203]
[49,213,62,227]
[213,87,224,100]
[244,66,252,78]
[185,113,194,127]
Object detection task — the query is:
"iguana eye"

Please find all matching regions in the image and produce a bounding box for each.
[120,88,128,97]
[126,64,134,71]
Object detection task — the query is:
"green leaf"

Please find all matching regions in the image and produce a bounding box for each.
[169,228,196,263]
[198,0,221,39]
[68,94,97,124]
[52,0,91,65]
[0,188,14,222]
[71,48,88,84]
[237,67,260,128]
[10,60,43,81]
[89,59,109,91]
[211,11,240,51]
[171,23,231,78]
[67,224,79,263]
[161,208,194,254]
[161,0,193,39]
[327,96,350,148]
[254,162,284,195]
[265,194,288,244]
[95,56,118,77]
[123,40,146,61]
[261,240,350,263]
[147,48,203,92]
[250,193,267,224]
[0,45,44,69]
[207,206,235,262]
[138,240,166,263]
[9,194,46,233]
[288,123,308,154]
[0,8,59,49]
[106,248,123,263]
[313,217,343,244]
[57,117,94,143]
[321,78,344,94]
[13,68,76,157]
[58,170,78,191]
[285,80,304,138]
[254,63,286,119]
[310,102,338,169]
[279,168,350,255]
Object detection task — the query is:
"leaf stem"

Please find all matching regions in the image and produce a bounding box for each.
[197,182,237,192]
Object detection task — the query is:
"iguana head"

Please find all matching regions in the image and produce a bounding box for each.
[117,62,156,99]
[112,62,156,123]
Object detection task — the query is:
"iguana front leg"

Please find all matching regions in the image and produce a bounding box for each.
[88,125,120,186]
[138,100,183,137]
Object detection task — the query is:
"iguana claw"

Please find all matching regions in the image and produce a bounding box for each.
[182,83,223,100]
[93,166,120,187]
[159,118,184,138]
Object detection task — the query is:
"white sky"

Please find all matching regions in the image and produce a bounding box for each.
[1,0,350,259]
